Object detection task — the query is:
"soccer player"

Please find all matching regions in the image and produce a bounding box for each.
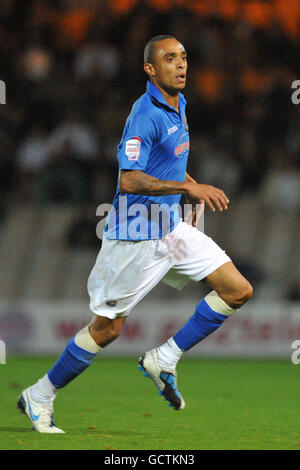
[17,35,253,433]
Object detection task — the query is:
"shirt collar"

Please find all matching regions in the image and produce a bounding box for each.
[146,81,186,115]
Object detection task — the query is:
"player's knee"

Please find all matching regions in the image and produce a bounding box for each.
[224,281,253,309]
[89,319,123,346]
[234,281,253,307]
[109,322,123,342]
[240,281,253,303]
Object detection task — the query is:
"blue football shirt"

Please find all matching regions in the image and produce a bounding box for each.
[104,81,190,240]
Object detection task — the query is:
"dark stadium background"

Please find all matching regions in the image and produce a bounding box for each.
[0,0,299,360]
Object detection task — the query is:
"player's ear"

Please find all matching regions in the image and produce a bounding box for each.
[144,62,156,78]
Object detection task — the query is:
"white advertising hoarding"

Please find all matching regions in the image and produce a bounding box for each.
[0,299,299,358]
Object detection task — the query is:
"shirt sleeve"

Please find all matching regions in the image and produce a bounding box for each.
[118,113,158,171]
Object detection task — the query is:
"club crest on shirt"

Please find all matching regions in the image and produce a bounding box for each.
[125,137,141,161]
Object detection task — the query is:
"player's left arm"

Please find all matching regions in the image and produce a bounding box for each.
[185,172,197,185]
[185,171,200,227]
[185,172,202,227]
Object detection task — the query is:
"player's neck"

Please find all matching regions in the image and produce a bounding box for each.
[163,93,179,113]
[152,81,180,113]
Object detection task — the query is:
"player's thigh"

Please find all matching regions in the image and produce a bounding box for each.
[88,238,171,318]
[170,222,231,282]
[204,261,253,306]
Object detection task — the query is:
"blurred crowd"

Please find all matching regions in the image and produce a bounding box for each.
[0,0,300,217]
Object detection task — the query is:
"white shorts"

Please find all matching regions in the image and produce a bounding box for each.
[87,221,231,319]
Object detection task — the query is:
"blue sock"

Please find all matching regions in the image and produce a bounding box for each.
[48,337,98,389]
[173,298,229,351]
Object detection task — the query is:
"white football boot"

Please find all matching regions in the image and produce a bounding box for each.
[138,349,185,410]
[17,386,65,433]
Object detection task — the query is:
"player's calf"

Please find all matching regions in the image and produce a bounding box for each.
[47,325,102,389]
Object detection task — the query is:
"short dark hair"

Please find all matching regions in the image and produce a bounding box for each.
[144,35,176,64]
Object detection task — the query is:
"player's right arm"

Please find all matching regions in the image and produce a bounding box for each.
[119,170,229,212]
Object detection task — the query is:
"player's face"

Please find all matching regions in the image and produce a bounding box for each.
[147,39,187,95]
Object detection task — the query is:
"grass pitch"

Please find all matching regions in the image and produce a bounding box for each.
[1,356,300,450]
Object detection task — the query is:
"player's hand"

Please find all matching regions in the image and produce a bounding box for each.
[185,195,205,227]
[185,183,229,213]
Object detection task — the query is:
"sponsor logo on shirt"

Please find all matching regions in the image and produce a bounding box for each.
[168,125,178,135]
[125,137,141,161]
[174,132,190,158]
